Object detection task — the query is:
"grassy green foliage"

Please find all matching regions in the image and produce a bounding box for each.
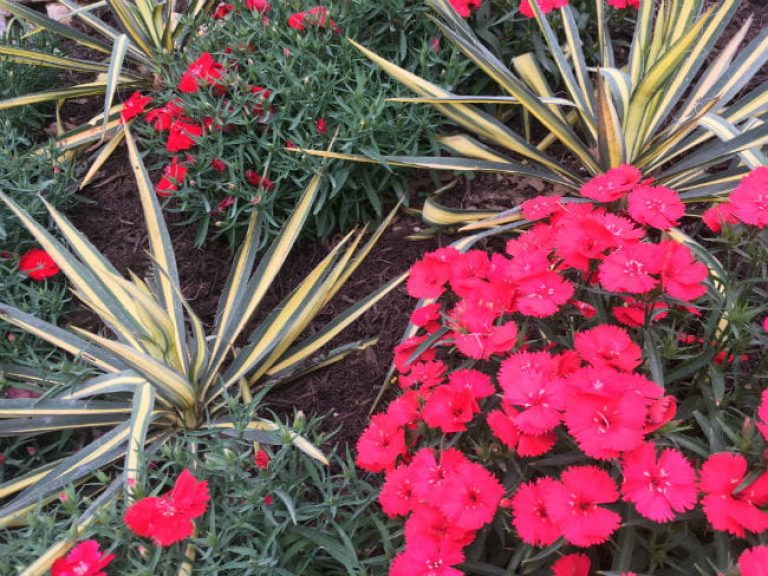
[0,419,400,576]
[135,0,469,246]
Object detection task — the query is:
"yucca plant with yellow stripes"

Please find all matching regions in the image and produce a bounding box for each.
[0,0,214,163]
[304,0,768,231]
[0,125,404,574]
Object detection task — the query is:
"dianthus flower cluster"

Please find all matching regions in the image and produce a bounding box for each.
[119,5,333,208]
[357,166,768,574]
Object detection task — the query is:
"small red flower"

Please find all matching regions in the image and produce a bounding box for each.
[213,2,234,19]
[167,120,203,152]
[254,449,270,469]
[121,91,152,123]
[520,0,569,19]
[244,170,274,190]
[607,0,640,9]
[288,6,336,31]
[211,158,227,172]
[448,0,483,18]
[315,117,328,135]
[551,553,591,576]
[580,164,642,203]
[51,540,114,576]
[18,248,60,280]
[701,203,737,232]
[124,469,210,546]
[246,0,270,12]
[156,157,188,197]
[145,99,185,131]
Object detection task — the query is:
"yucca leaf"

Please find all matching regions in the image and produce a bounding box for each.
[700,21,768,115]
[220,238,348,391]
[349,37,590,178]
[597,68,632,121]
[101,34,130,133]
[57,0,154,67]
[42,114,125,153]
[209,211,262,381]
[0,0,113,55]
[70,327,195,408]
[0,461,59,500]
[529,1,595,130]
[0,82,114,110]
[0,364,71,386]
[79,128,126,189]
[421,196,505,227]
[0,399,131,418]
[387,95,576,106]
[695,114,768,169]
[658,120,768,182]
[125,126,188,374]
[512,53,569,124]
[643,0,739,144]
[0,302,127,373]
[628,0,655,86]
[0,46,109,73]
[125,381,156,499]
[637,99,719,172]
[0,422,130,524]
[328,203,400,295]
[266,337,378,386]
[205,174,322,390]
[297,149,579,187]
[56,370,146,400]
[105,0,155,58]
[624,7,713,160]
[675,15,752,123]
[595,0,614,67]
[0,413,129,436]
[596,72,625,168]
[266,272,407,376]
[133,0,163,49]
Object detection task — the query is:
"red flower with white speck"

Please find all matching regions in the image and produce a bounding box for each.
[120,91,152,123]
[51,540,114,576]
[730,167,768,228]
[580,164,642,202]
[542,465,621,547]
[627,184,685,230]
[621,442,697,522]
[124,469,210,546]
[18,248,60,280]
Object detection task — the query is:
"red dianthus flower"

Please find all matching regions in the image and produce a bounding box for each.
[124,469,210,546]
[621,442,697,522]
[18,248,60,280]
[580,164,642,202]
[51,540,114,576]
[627,184,685,230]
[730,167,768,228]
[542,466,621,547]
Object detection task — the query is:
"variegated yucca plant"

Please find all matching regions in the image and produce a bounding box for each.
[0,127,404,574]
[305,0,768,231]
[0,0,215,180]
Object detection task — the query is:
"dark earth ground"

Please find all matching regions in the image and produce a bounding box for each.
[54,0,768,446]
